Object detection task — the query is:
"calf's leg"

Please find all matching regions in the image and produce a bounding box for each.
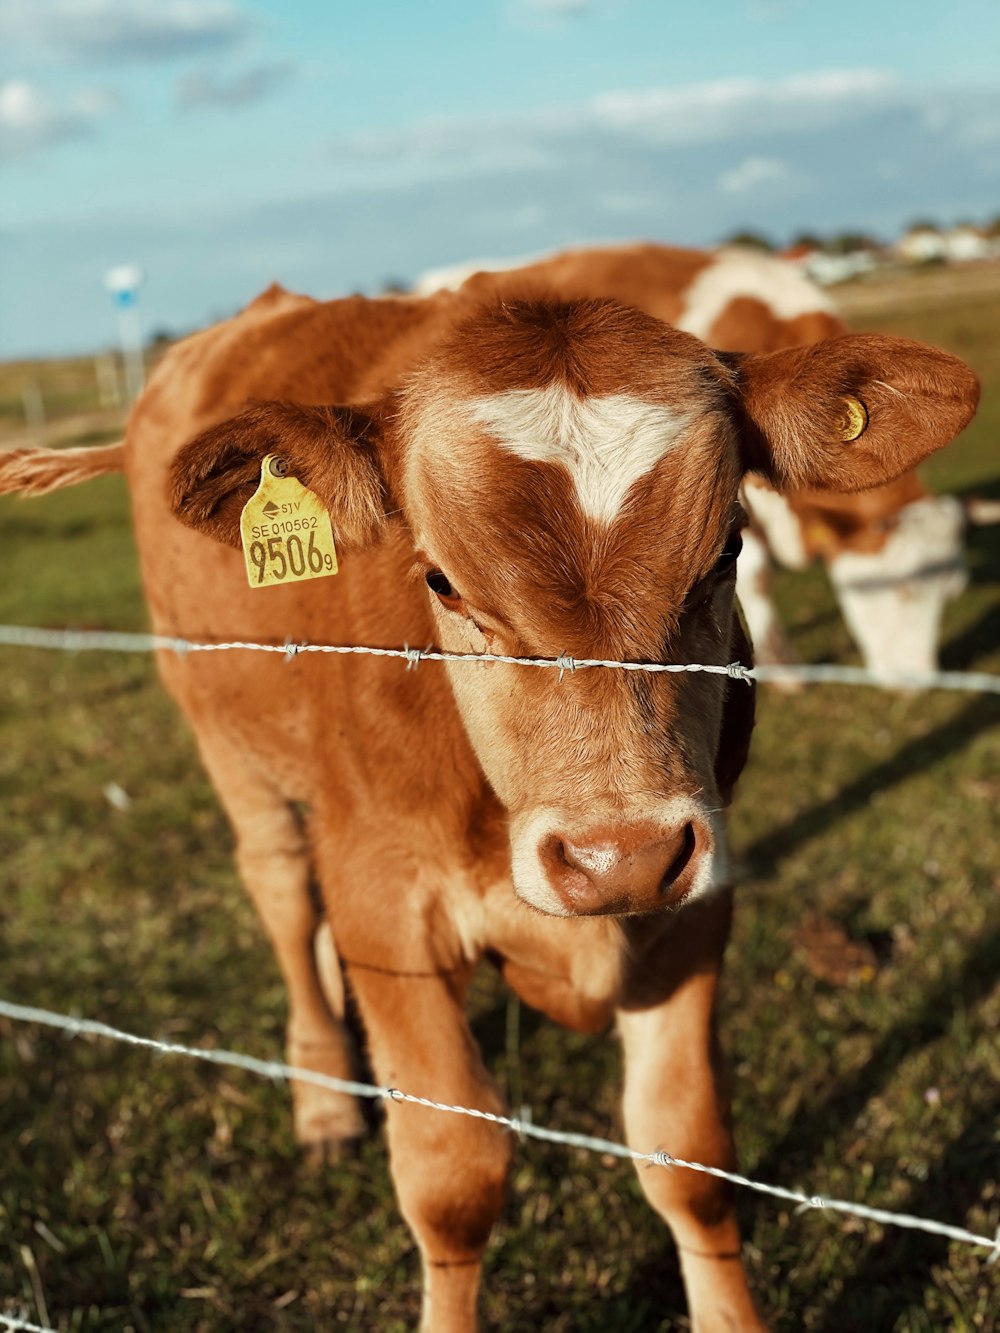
[618,895,766,1332]
[196,732,365,1152]
[736,528,801,678]
[338,950,511,1333]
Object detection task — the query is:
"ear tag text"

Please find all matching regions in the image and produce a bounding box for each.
[240,454,338,588]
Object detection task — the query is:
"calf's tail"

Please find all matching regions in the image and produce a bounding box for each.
[0,441,125,497]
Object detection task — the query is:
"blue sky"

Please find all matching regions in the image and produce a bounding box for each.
[2,0,999,356]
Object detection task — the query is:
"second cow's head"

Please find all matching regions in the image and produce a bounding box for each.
[172,297,978,918]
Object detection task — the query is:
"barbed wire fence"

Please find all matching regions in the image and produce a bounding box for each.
[1,622,999,693]
[2,622,998,1330]
[1,998,998,1260]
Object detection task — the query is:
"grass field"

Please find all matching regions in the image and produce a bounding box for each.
[1,273,998,1332]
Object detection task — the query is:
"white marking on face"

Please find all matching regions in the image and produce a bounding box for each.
[741,478,810,570]
[677,248,836,342]
[467,383,689,525]
[828,496,967,679]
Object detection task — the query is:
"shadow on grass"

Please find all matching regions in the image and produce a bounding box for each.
[751,923,1000,1233]
[740,695,1000,877]
[602,1249,690,1332]
[810,1089,999,1332]
[941,602,1000,672]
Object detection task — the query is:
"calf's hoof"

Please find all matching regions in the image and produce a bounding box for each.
[293,1086,367,1163]
[287,1037,367,1157]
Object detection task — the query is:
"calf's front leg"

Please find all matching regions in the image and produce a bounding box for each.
[619,894,767,1332]
[735,527,802,683]
[342,956,511,1333]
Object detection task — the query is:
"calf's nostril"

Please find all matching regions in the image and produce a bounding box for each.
[659,822,696,895]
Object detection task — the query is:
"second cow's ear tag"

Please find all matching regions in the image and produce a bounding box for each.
[240,454,338,588]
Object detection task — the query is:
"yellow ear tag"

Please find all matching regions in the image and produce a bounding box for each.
[239,454,338,588]
[837,396,868,442]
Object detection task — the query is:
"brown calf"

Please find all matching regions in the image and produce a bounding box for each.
[0,280,978,1330]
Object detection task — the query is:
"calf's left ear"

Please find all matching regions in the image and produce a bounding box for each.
[731,334,979,493]
[171,400,389,549]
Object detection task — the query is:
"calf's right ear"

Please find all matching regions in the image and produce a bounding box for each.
[731,334,980,493]
[171,400,389,549]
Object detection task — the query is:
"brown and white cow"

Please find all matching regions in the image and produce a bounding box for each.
[0,282,978,1330]
[419,244,983,681]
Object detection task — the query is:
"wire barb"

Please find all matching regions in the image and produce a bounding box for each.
[555,652,576,682]
[795,1195,829,1214]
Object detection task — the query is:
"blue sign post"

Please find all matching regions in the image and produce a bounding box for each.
[103,264,145,404]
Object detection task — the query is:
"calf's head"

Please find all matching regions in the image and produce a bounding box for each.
[172,297,978,917]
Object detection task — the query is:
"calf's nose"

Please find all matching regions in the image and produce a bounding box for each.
[538,821,705,916]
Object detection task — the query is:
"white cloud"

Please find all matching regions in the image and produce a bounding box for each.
[327,68,900,188]
[0,79,119,159]
[718,155,794,193]
[592,69,898,142]
[176,61,294,110]
[2,0,251,65]
[922,89,1000,147]
[330,113,558,188]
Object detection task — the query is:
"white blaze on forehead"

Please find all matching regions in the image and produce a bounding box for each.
[467,382,689,524]
[678,247,836,341]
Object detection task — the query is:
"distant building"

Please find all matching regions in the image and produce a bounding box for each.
[779,243,880,286]
[897,226,946,263]
[897,224,996,264]
[942,225,992,261]
[779,235,889,286]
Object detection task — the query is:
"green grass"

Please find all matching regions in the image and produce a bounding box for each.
[1,282,998,1331]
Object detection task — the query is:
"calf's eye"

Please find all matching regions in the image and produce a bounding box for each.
[714,533,743,573]
[425,569,461,605]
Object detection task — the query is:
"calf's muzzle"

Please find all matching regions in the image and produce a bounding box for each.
[538,818,709,916]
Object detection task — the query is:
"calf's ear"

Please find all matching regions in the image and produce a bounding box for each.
[730,334,979,493]
[171,400,389,549]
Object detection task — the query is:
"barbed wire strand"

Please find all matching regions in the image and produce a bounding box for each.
[0,1314,57,1333]
[0,624,998,694]
[2,998,998,1261]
